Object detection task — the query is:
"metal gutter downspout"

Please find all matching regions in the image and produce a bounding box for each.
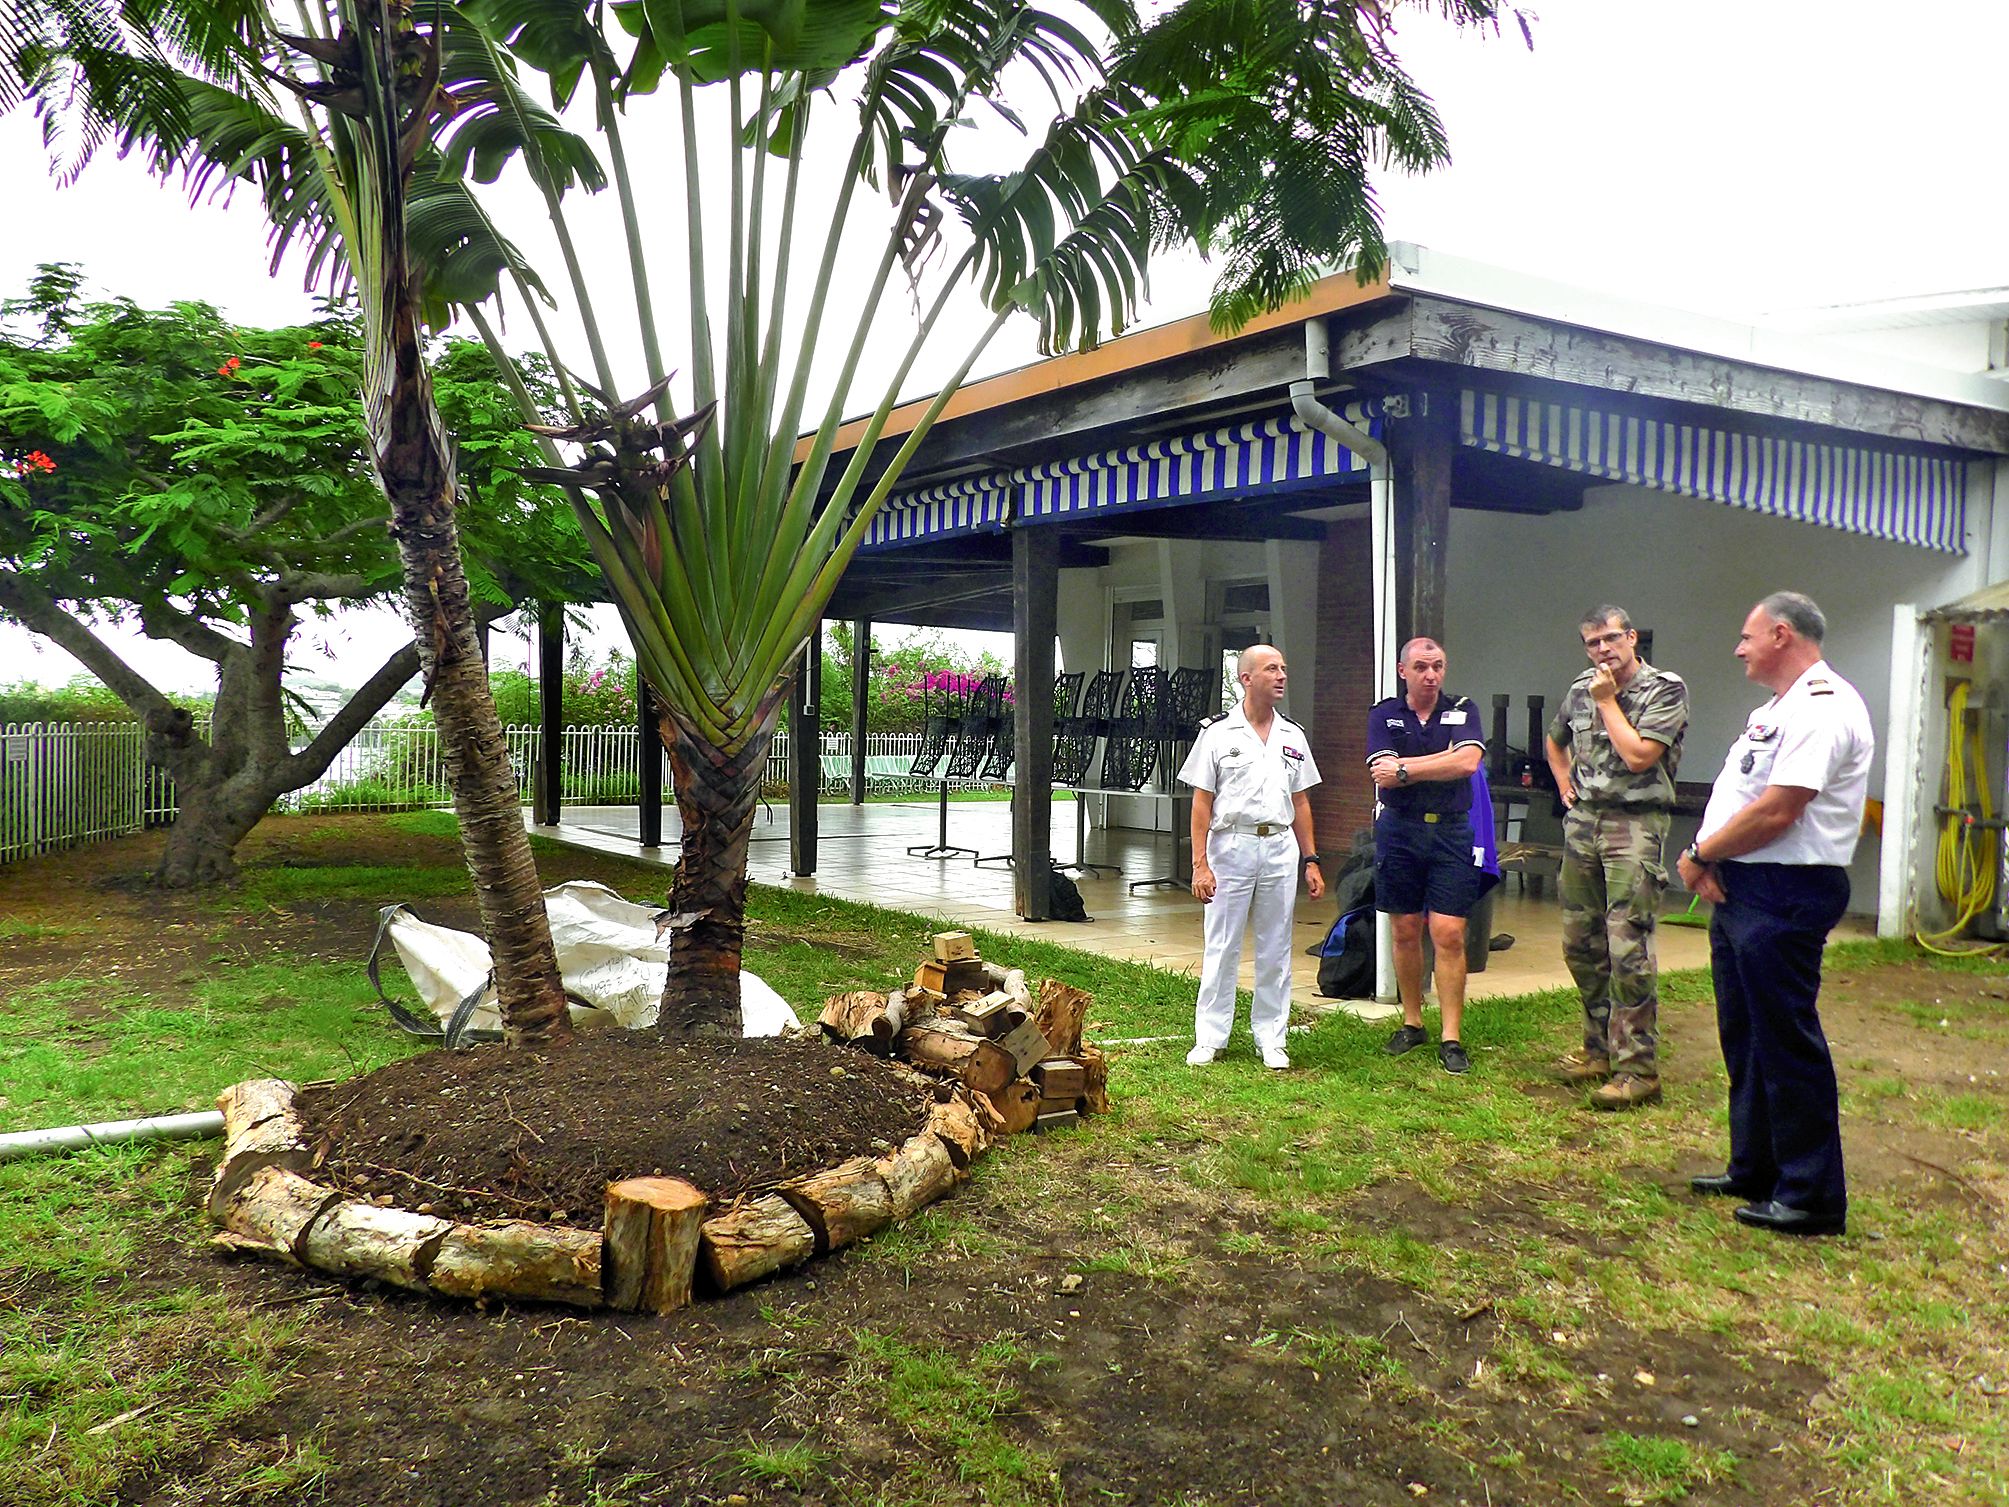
[1289,319,1399,1004]
[0,1110,225,1162]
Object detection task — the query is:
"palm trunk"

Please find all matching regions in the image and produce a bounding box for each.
[657,701,780,1037]
[341,0,570,1047]
[390,475,571,1047]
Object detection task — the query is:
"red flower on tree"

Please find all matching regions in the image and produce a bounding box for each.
[12,451,56,476]
[217,355,242,377]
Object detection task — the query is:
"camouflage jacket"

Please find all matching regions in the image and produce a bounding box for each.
[1548,662,1689,811]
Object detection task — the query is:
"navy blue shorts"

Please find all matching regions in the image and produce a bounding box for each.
[1374,812,1484,918]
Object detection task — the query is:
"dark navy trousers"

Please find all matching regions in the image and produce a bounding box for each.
[1709,861,1851,1215]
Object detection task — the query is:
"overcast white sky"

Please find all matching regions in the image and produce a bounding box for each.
[4,0,2006,696]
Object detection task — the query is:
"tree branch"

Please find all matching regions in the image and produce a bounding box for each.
[284,638,424,783]
[0,571,185,726]
[132,594,243,663]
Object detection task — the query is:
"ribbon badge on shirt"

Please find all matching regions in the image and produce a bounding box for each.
[1282,745,1305,762]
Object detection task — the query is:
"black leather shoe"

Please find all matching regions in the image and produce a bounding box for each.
[1690,1172,1764,1198]
[1733,1200,1845,1237]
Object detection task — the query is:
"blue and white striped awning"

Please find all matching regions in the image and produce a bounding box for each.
[858,401,1381,550]
[1461,389,1969,552]
[1017,402,1379,522]
[860,472,1015,552]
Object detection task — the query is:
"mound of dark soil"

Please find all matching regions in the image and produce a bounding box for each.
[294,1033,932,1231]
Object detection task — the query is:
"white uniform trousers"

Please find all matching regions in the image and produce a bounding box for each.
[1192,829,1300,1055]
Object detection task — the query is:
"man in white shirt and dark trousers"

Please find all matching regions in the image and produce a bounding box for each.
[1676,593,1873,1237]
[1179,645,1324,1069]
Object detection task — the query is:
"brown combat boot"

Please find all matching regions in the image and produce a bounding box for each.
[1591,1073,1662,1110]
[1555,1049,1610,1084]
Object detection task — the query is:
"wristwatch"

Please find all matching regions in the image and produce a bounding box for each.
[1301,853,1322,868]
[1396,764,1410,785]
[1684,840,1706,865]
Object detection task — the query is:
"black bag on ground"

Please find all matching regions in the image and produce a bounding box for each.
[1046,864,1091,922]
[1317,905,1375,998]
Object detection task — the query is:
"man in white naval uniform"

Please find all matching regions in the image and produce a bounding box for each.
[1178,644,1324,1069]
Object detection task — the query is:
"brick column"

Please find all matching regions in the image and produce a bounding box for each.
[1311,518,1375,854]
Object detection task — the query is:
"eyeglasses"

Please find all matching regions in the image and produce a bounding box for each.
[1582,630,1632,650]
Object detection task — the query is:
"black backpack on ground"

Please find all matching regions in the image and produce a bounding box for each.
[1317,905,1375,998]
[1046,864,1091,922]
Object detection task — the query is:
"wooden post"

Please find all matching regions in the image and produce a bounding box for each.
[789,628,821,876]
[1387,391,1455,649]
[535,603,563,825]
[637,674,663,848]
[603,1176,708,1313]
[849,617,871,805]
[1012,525,1058,919]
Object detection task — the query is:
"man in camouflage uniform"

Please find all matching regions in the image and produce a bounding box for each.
[1544,607,1690,1110]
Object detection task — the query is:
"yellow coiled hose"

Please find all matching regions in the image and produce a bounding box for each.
[1917,680,2002,955]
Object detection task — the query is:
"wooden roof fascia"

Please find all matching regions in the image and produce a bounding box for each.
[1336,296,2009,456]
[800,270,1396,469]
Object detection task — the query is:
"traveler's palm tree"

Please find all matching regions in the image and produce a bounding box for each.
[6,0,1522,1037]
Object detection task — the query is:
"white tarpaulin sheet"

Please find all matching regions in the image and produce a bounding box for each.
[374,880,799,1040]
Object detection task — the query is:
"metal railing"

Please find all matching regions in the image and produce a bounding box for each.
[1,721,1000,864]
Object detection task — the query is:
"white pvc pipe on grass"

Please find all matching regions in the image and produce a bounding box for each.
[0,1110,225,1162]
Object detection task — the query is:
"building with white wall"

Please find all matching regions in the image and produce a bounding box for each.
[814,246,2009,922]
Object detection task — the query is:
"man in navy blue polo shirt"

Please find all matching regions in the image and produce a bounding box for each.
[1367,637,1487,1074]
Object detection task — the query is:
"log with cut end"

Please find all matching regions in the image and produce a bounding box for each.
[1034,979,1092,1056]
[208,1083,315,1218]
[955,991,1025,1037]
[1030,1059,1086,1099]
[993,1018,1053,1076]
[915,957,989,995]
[426,1220,603,1308]
[983,1079,1042,1136]
[700,1194,816,1291]
[931,930,978,963]
[777,1155,891,1254]
[301,1200,451,1291]
[603,1176,708,1313]
[925,1094,988,1169]
[216,1078,300,1139]
[873,1132,959,1220]
[212,1164,341,1264]
[897,1021,1016,1099]
[1076,1044,1110,1115]
[817,991,898,1054]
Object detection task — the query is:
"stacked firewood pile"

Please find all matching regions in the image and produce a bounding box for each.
[816,931,1108,1137]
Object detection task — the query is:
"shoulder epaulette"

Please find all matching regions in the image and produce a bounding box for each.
[1198,712,1228,729]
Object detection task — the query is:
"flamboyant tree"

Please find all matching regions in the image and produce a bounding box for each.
[0,272,592,886]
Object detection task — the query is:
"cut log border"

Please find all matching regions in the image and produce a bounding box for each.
[205,1077,996,1310]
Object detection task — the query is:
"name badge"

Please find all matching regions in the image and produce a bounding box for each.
[1442,710,1467,725]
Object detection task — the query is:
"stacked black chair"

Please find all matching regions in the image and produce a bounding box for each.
[946,676,1003,780]
[1055,669,1119,787]
[906,678,960,780]
[971,681,1020,869]
[1128,665,1218,893]
[906,678,977,859]
[1099,666,1162,791]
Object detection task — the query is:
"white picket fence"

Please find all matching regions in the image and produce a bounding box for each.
[0,722,991,865]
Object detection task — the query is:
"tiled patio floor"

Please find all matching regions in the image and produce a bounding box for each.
[529,798,1737,1025]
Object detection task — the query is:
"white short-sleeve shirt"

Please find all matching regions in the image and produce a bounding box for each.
[1698,660,1874,867]
[1176,704,1321,829]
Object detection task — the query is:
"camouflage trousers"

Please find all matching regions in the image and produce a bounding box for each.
[1560,806,1671,1076]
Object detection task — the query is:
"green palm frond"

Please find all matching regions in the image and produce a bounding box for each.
[432,9,606,191]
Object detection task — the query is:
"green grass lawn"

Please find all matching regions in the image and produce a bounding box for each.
[1,813,2005,1506]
